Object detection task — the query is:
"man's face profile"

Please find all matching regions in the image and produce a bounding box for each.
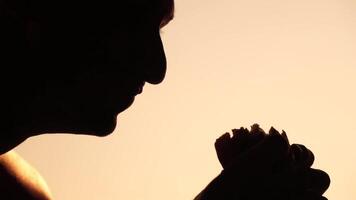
[0,0,174,140]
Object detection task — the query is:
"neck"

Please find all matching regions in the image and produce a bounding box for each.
[0,100,31,155]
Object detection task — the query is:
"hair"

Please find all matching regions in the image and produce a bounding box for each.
[0,0,174,94]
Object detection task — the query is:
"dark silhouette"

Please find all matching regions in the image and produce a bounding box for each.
[0,0,329,199]
[0,1,174,153]
[195,125,330,199]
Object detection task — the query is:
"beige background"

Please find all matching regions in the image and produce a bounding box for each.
[16,0,356,199]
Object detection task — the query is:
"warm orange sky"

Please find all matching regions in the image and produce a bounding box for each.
[16,0,356,199]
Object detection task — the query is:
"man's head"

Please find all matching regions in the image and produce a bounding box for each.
[0,0,174,149]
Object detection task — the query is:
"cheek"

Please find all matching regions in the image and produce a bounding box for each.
[106,33,144,63]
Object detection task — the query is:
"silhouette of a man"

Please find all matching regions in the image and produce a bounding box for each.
[0,0,329,199]
[0,1,173,199]
[0,0,173,152]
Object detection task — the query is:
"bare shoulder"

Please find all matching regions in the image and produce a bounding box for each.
[0,150,53,200]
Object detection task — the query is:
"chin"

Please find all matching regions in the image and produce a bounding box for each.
[90,115,118,137]
[68,114,118,137]
[93,129,116,137]
[88,98,134,137]
[62,96,135,137]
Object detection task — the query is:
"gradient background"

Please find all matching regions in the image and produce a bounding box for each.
[16,0,356,199]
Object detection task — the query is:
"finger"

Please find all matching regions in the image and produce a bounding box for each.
[290,144,315,169]
[306,168,331,195]
[232,127,248,139]
[298,144,315,168]
[215,126,268,169]
[231,128,251,156]
[247,124,266,148]
[281,130,290,145]
[215,133,233,169]
[283,168,330,196]
[229,127,290,173]
[250,124,266,134]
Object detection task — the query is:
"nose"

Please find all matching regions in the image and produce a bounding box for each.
[144,34,167,85]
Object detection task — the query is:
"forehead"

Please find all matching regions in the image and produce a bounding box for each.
[157,0,174,17]
[125,0,174,23]
[27,1,174,26]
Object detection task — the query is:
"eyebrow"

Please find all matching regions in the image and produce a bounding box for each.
[159,0,174,28]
